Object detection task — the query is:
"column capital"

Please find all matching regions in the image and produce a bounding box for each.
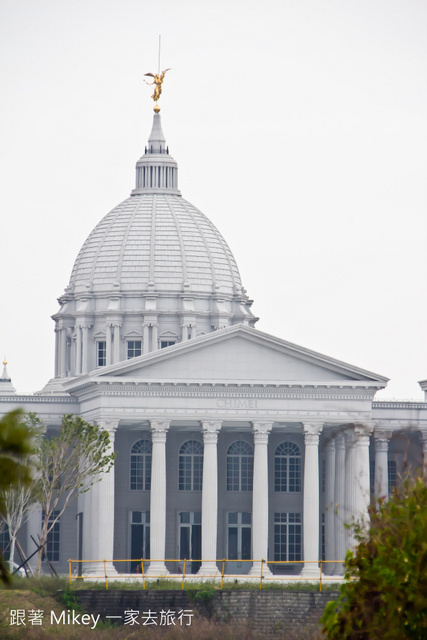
[150,420,170,442]
[202,421,222,444]
[344,428,356,445]
[253,422,273,444]
[354,423,373,439]
[373,429,392,442]
[303,422,323,444]
[97,419,119,438]
[334,433,346,449]
[325,438,336,453]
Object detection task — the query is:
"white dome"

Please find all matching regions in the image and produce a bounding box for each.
[51,112,257,382]
[69,193,244,298]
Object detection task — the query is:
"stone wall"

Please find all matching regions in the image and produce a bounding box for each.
[74,589,339,637]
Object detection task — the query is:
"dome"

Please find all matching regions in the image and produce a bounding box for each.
[50,111,257,382]
[69,193,244,298]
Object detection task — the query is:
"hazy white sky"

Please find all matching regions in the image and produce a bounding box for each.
[1,0,427,398]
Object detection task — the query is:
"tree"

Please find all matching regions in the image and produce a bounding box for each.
[321,475,427,639]
[35,414,116,576]
[0,409,34,583]
[0,413,44,573]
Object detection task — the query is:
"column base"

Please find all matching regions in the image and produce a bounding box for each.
[83,563,119,577]
[249,562,273,577]
[145,562,169,577]
[197,563,221,577]
[300,564,320,580]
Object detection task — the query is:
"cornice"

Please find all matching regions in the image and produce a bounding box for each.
[373,401,427,410]
[67,380,380,401]
[0,395,77,404]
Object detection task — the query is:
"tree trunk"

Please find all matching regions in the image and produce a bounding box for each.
[35,519,49,577]
[8,536,16,574]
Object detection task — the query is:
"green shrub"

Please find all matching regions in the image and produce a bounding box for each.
[322,475,427,639]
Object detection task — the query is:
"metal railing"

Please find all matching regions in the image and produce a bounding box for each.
[68,558,345,591]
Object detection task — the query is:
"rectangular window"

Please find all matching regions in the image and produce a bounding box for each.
[0,525,10,561]
[42,511,60,562]
[388,460,397,492]
[97,341,106,367]
[130,511,150,573]
[227,512,251,560]
[160,340,175,349]
[274,513,302,562]
[321,513,325,561]
[127,340,142,359]
[370,459,375,494]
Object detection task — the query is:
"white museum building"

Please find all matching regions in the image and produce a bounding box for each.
[1,106,427,578]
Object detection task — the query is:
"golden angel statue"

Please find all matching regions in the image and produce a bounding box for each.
[144,68,171,109]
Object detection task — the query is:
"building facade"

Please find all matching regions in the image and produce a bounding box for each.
[1,108,427,577]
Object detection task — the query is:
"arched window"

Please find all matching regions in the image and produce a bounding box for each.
[227,441,253,491]
[275,442,302,492]
[179,441,203,491]
[130,440,152,491]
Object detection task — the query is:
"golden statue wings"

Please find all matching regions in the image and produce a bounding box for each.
[144,68,171,111]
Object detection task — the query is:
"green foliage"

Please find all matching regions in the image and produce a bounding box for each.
[0,410,33,509]
[0,410,34,584]
[321,476,427,639]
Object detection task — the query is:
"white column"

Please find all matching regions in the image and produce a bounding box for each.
[151,323,158,351]
[59,328,67,377]
[146,420,170,576]
[143,324,150,354]
[190,325,197,339]
[181,324,189,341]
[81,325,89,374]
[113,324,121,363]
[344,429,357,549]
[106,324,112,366]
[54,327,59,377]
[76,325,82,375]
[198,421,222,576]
[333,434,346,575]
[354,425,372,527]
[324,438,335,575]
[26,503,42,573]
[374,430,391,501]
[301,423,323,577]
[83,420,118,575]
[249,422,273,576]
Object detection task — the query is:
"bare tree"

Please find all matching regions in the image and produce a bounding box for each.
[35,414,115,576]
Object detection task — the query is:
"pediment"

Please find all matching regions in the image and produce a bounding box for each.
[89,325,388,387]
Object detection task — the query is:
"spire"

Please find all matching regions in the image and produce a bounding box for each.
[0,358,16,395]
[148,113,166,154]
[131,112,180,196]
